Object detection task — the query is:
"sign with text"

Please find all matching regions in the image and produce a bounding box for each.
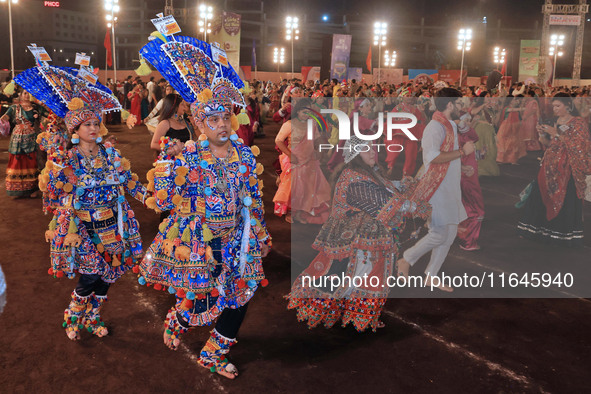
[75,53,90,67]
[44,1,60,7]
[151,14,181,36]
[77,67,98,85]
[210,45,229,68]
[549,15,581,25]
[27,45,52,62]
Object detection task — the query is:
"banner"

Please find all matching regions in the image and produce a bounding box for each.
[550,15,581,25]
[301,66,320,82]
[518,40,540,83]
[409,69,438,83]
[210,12,241,71]
[330,34,352,81]
[372,68,403,84]
[438,69,467,86]
[347,67,362,82]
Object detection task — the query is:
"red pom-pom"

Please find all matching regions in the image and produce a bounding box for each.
[132,266,140,274]
[211,289,219,297]
[146,283,152,287]
[176,288,186,298]
[261,279,269,287]
[116,235,122,242]
[154,284,162,291]
[181,298,193,309]
[56,271,64,278]
[48,268,54,275]
[237,280,246,289]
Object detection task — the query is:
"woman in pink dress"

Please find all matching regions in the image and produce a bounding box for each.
[496,97,526,164]
[274,99,331,223]
[127,83,144,125]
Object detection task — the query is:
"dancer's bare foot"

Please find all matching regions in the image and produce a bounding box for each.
[66,329,81,341]
[396,258,410,279]
[163,329,180,350]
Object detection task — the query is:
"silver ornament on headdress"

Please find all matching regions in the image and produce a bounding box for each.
[343,135,371,164]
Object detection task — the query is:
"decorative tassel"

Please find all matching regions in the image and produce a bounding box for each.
[121,109,130,121]
[158,220,168,233]
[202,223,213,242]
[134,57,152,76]
[205,245,213,261]
[111,255,121,267]
[166,223,180,240]
[181,226,191,244]
[3,80,15,96]
[230,114,239,131]
[68,217,78,234]
[99,122,109,137]
[236,108,250,125]
[49,216,58,231]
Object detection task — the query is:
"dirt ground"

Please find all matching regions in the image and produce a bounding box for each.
[0,120,589,393]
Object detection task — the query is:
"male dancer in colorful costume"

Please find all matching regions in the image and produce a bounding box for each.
[138,31,270,379]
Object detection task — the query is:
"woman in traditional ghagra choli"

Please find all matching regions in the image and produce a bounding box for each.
[517,93,591,246]
[138,32,270,379]
[287,136,430,332]
[275,99,331,224]
[15,61,147,340]
[521,93,542,151]
[470,95,500,176]
[1,90,47,197]
[496,97,527,164]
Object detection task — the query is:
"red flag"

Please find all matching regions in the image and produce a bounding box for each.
[500,59,506,76]
[104,30,112,67]
[366,46,372,73]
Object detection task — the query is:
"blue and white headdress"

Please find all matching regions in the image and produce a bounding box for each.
[140,31,250,125]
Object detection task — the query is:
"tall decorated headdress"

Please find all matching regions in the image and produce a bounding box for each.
[14,46,121,134]
[139,16,250,129]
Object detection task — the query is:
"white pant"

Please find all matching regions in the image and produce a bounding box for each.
[403,224,458,277]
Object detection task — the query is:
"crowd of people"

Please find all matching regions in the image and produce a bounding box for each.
[1,41,590,378]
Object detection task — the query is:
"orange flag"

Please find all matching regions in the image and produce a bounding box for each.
[366,46,372,73]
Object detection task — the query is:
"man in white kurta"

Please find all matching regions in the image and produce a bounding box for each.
[397,90,474,291]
